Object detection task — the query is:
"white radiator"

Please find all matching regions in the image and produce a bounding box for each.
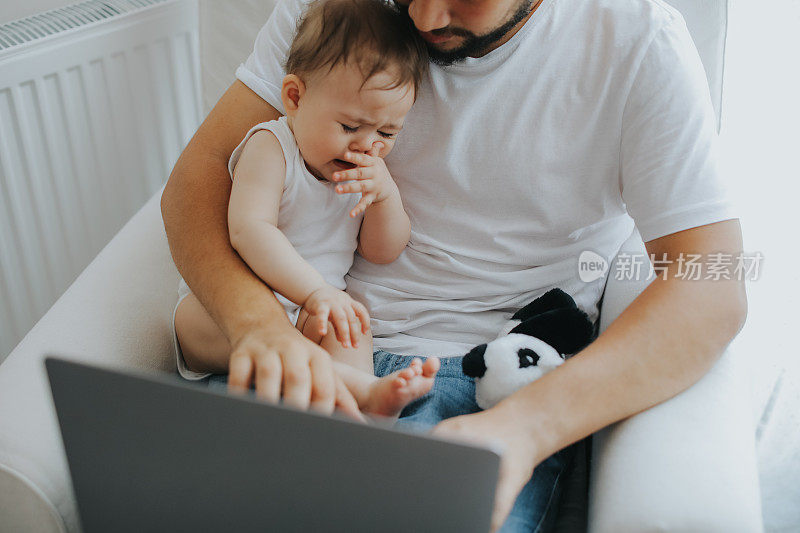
[0,0,201,359]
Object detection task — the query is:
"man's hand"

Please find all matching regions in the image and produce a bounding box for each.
[227,323,365,422]
[431,408,540,533]
[303,286,371,349]
[331,142,400,218]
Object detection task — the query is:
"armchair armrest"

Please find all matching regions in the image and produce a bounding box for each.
[0,190,180,532]
[588,229,762,532]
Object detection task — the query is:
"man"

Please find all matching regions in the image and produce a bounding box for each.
[161,0,746,530]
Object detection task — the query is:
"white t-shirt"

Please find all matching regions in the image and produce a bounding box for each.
[236,0,735,357]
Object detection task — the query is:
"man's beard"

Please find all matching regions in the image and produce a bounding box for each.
[396,0,534,66]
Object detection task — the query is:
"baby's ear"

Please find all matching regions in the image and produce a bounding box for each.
[281,74,306,116]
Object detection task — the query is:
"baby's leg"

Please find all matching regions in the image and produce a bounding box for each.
[174,293,231,373]
[296,311,376,400]
[339,356,440,419]
[298,315,439,418]
[295,307,373,374]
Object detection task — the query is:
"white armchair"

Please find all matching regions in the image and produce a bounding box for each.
[0,0,763,531]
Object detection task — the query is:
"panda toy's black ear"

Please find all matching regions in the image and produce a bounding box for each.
[511,288,578,322]
[462,344,488,378]
[510,308,594,355]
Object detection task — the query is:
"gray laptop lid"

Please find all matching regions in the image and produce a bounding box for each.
[46,357,500,533]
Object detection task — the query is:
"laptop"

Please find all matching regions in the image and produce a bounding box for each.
[45,357,500,533]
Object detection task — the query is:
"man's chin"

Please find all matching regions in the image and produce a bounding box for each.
[426,39,462,53]
[426,44,474,67]
[424,33,504,66]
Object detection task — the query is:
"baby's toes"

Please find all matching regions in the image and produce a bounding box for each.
[397,367,417,381]
[421,357,440,377]
[405,374,435,399]
[410,359,425,375]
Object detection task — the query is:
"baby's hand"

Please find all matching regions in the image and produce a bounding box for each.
[331,142,399,218]
[303,286,370,349]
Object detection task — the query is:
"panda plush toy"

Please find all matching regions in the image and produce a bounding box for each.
[462,289,595,410]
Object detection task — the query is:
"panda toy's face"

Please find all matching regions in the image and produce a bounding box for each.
[461,288,595,410]
[463,333,565,410]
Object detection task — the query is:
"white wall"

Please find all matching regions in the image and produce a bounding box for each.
[720,2,800,529]
[721,0,800,405]
[199,0,275,115]
[0,0,75,24]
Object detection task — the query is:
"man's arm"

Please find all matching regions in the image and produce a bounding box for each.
[161,81,360,417]
[512,219,746,451]
[163,81,281,355]
[433,219,747,531]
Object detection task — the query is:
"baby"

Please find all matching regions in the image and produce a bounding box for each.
[177,0,438,417]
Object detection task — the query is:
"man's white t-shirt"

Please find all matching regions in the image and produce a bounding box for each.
[236,0,735,357]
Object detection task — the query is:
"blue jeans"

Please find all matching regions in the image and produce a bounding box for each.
[203,350,572,532]
[373,351,571,533]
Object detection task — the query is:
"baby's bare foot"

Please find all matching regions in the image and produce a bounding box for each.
[363,357,440,418]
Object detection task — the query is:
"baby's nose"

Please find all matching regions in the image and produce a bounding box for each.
[349,138,373,153]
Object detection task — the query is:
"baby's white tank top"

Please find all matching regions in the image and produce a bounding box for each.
[228,117,363,323]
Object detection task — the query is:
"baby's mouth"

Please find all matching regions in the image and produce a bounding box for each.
[332,159,356,171]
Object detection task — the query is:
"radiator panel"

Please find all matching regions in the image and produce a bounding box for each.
[0,0,200,359]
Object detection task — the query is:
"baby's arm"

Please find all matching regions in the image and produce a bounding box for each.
[228,131,328,305]
[332,145,410,264]
[357,190,410,264]
[228,130,369,348]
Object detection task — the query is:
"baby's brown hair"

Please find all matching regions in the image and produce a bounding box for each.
[285,0,428,95]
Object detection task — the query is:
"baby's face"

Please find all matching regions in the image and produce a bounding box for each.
[283,63,415,182]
